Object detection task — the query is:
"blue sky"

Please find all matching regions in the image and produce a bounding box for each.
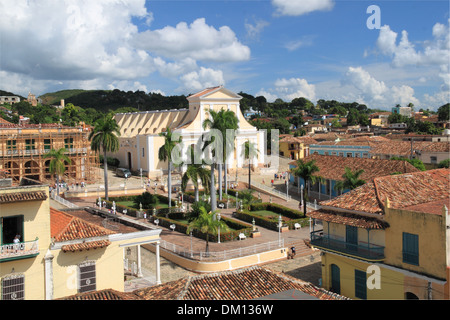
[0,0,449,110]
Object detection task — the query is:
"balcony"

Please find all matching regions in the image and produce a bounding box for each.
[310,231,385,262]
[0,238,39,262]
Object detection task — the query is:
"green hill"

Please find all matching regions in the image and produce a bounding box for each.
[38,89,90,105]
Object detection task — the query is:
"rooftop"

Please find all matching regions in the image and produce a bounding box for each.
[317,168,450,216]
[289,154,420,182]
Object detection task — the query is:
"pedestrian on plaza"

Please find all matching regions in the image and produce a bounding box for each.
[291,246,296,258]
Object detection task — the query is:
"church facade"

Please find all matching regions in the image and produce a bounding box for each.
[111,86,266,179]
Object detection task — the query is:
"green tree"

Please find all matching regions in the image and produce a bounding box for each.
[186,206,230,254]
[290,159,322,217]
[438,159,450,168]
[334,167,366,193]
[437,103,450,121]
[241,140,259,190]
[134,191,159,209]
[44,148,71,196]
[202,109,238,209]
[158,127,181,211]
[181,145,211,202]
[89,114,121,200]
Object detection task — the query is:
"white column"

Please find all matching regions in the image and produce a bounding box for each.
[44,249,54,300]
[155,241,161,285]
[136,245,143,278]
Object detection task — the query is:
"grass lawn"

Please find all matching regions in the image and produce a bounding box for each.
[251,210,279,220]
[117,201,169,210]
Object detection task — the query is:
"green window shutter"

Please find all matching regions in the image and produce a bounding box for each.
[402,232,419,265]
[355,269,367,300]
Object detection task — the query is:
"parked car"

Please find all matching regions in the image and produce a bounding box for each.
[116,168,131,178]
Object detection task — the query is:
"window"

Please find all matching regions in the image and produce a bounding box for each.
[2,274,25,300]
[64,137,74,150]
[79,261,96,293]
[44,139,52,150]
[430,156,437,164]
[338,152,344,157]
[402,232,419,265]
[354,270,367,299]
[346,153,352,157]
[6,140,16,151]
[25,139,35,150]
[1,216,24,245]
[142,148,145,157]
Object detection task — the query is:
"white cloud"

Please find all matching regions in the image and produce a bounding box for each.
[245,19,269,40]
[342,66,419,108]
[256,77,316,102]
[134,18,251,63]
[272,0,334,16]
[179,67,225,92]
[376,21,450,68]
[0,0,153,82]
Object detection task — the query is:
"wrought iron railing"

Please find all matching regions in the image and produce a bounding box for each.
[0,239,39,261]
[310,231,385,261]
[157,239,284,261]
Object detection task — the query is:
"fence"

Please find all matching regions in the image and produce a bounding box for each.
[50,192,79,209]
[156,239,285,261]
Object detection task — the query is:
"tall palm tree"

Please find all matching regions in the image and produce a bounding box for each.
[89,113,120,200]
[334,167,366,193]
[202,109,238,203]
[44,147,70,196]
[158,127,180,209]
[290,159,322,217]
[186,206,229,254]
[181,145,211,202]
[241,140,259,190]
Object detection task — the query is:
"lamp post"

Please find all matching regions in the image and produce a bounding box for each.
[140,168,143,187]
[278,214,282,246]
[190,231,193,258]
[217,212,221,244]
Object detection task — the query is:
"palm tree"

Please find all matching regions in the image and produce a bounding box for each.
[186,206,229,254]
[181,145,211,202]
[158,127,180,210]
[241,140,259,190]
[290,159,322,217]
[334,167,366,193]
[44,148,70,196]
[202,109,238,203]
[89,113,120,201]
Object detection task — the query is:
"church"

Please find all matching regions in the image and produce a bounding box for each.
[111,86,266,180]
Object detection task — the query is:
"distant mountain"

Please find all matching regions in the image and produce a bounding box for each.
[40,89,189,113]
[0,90,26,100]
[38,89,96,106]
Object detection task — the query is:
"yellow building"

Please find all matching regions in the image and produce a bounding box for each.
[111,86,266,179]
[308,169,450,300]
[0,121,98,184]
[279,135,317,160]
[0,178,162,300]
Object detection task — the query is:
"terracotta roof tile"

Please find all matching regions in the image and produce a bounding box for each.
[318,168,450,216]
[133,266,348,300]
[60,288,142,300]
[307,209,389,229]
[0,190,47,203]
[289,154,419,182]
[50,208,115,251]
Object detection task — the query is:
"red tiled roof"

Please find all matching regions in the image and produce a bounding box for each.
[50,208,115,251]
[187,86,222,98]
[317,169,450,216]
[0,190,47,203]
[307,209,389,229]
[133,266,348,300]
[289,154,419,182]
[60,288,142,300]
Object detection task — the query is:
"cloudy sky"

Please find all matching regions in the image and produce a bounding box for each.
[0,0,449,110]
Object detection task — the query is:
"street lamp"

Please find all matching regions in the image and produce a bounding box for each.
[190,231,193,258]
[217,212,221,244]
[278,214,282,246]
